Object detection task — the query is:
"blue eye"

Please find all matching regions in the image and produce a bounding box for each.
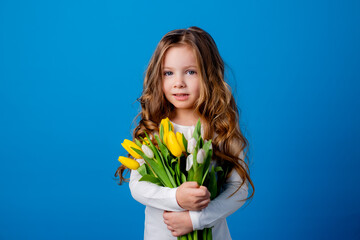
[164,71,173,76]
[187,70,197,75]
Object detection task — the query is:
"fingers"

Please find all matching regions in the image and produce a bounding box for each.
[183,181,199,188]
[199,186,210,198]
[163,211,178,236]
[176,183,211,210]
[198,198,210,209]
[163,211,193,237]
[163,210,170,220]
[188,198,210,210]
[171,231,181,237]
[190,186,210,200]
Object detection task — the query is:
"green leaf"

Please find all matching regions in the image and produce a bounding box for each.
[215,166,223,172]
[154,135,177,188]
[181,173,187,183]
[132,148,174,188]
[137,164,147,176]
[175,160,181,186]
[194,164,204,185]
[192,118,202,141]
[155,135,170,160]
[134,138,142,148]
[203,229,207,240]
[207,228,212,240]
[208,166,217,200]
[171,158,178,165]
[139,174,162,186]
[160,124,164,143]
[203,139,212,152]
[201,149,213,184]
[187,167,194,181]
[145,164,152,176]
[192,141,200,170]
[200,167,209,186]
[182,134,188,152]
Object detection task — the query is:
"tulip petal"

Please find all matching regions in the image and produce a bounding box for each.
[118,156,140,170]
[167,131,182,157]
[186,154,194,171]
[176,132,186,152]
[197,149,205,164]
[141,144,154,159]
[122,139,142,159]
[187,138,197,154]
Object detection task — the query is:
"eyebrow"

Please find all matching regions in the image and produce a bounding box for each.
[163,65,198,69]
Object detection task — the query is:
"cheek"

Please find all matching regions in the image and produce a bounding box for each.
[162,80,171,96]
[161,80,167,92]
[193,79,201,95]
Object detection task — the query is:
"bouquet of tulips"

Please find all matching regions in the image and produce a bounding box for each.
[118,118,227,240]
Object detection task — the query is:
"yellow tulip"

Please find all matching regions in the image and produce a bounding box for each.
[142,137,150,145]
[118,156,140,170]
[121,139,142,159]
[176,132,186,152]
[163,131,168,146]
[167,118,174,131]
[161,118,174,137]
[167,131,182,157]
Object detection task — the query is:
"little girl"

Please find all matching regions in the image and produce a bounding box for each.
[116,26,254,240]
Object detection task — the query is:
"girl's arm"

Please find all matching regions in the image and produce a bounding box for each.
[129,165,183,211]
[188,168,248,230]
[162,168,248,236]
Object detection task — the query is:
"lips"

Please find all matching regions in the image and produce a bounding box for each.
[173,94,189,101]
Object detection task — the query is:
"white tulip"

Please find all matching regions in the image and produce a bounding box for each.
[186,154,194,171]
[187,138,197,154]
[197,149,205,164]
[141,145,154,159]
[185,126,195,140]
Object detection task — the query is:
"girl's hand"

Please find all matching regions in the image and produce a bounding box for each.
[163,210,193,237]
[176,182,210,211]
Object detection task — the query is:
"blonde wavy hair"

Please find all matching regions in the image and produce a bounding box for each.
[116,26,254,200]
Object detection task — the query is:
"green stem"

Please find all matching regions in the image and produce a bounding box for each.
[188,232,193,240]
[194,230,198,240]
[177,156,181,184]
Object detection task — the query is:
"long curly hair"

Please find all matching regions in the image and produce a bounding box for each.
[115,26,254,200]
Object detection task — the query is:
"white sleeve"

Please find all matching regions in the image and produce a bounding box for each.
[188,168,248,230]
[129,160,184,211]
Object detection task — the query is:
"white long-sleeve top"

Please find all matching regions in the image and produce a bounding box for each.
[129,122,249,240]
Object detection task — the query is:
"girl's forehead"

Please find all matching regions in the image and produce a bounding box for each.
[162,45,199,67]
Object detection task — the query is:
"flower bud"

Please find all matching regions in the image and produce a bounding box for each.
[187,138,196,154]
[185,126,195,140]
[121,139,142,159]
[118,156,140,170]
[167,131,182,157]
[141,144,154,159]
[186,154,194,171]
[197,149,205,164]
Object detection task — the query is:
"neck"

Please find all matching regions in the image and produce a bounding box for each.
[170,109,200,126]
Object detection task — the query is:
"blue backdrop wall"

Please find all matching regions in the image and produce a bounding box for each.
[1,0,359,239]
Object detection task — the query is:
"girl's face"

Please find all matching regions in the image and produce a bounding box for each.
[162,45,201,114]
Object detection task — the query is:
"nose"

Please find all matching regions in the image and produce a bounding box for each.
[174,75,185,88]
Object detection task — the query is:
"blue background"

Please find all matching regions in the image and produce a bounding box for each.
[1,0,359,239]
